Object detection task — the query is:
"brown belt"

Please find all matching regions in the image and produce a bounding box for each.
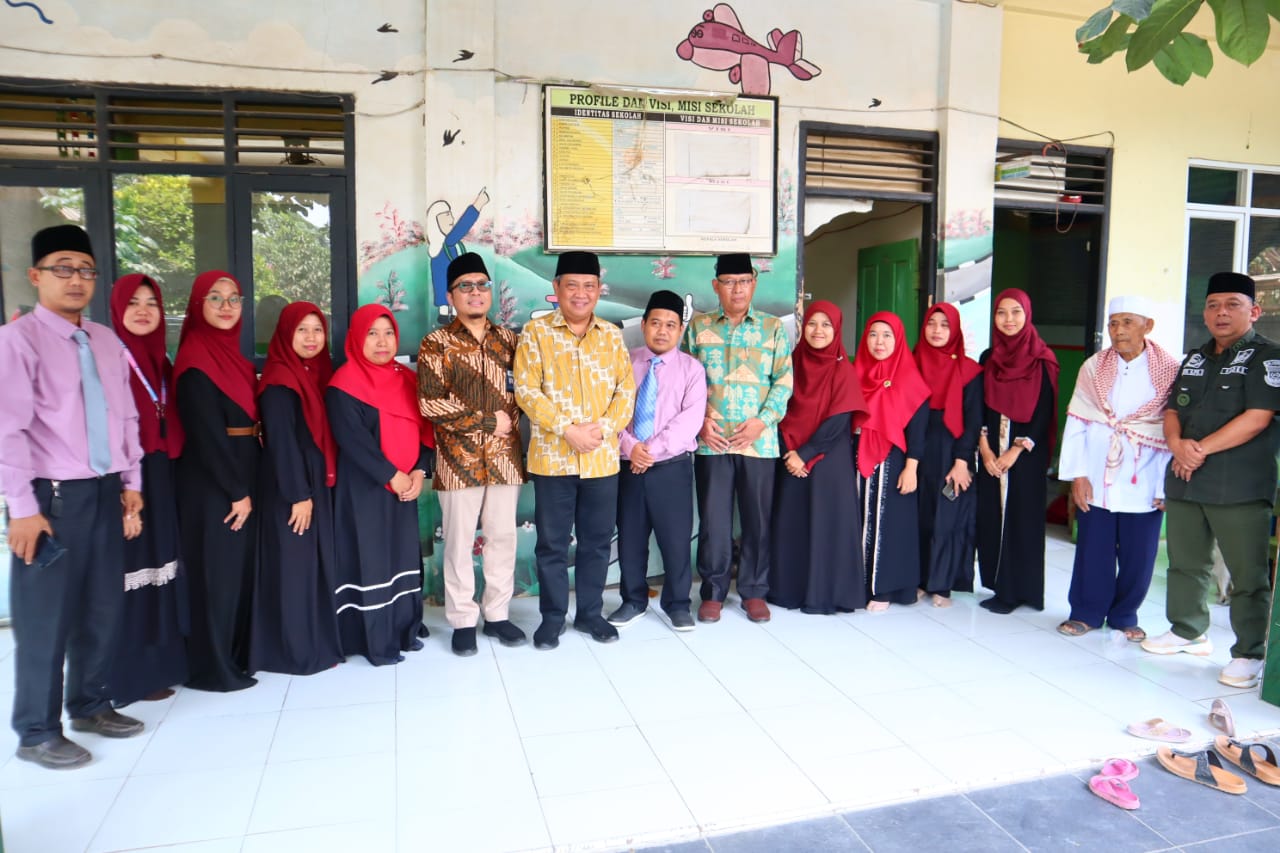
[226,424,262,437]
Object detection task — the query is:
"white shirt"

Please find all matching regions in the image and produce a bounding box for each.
[1059,348,1171,513]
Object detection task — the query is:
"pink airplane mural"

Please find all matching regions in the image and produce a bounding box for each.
[675,3,821,96]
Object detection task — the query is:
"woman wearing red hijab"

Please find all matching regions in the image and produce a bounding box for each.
[913,303,984,607]
[976,288,1060,614]
[327,304,435,665]
[173,270,261,691]
[249,302,343,676]
[768,301,868,613]
[853,311,932,611]
[108,274,189,704]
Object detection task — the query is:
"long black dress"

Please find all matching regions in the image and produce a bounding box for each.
[326,387,429,666]
[919,375,983,596]
[177,369,259,691]
[111,451,190,705]
[856,403,929,605]
[249,386,343,675]
[768,412,865,613]
[976,360,1055,610]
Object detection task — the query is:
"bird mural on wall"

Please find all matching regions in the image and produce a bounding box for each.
[442,129,461,147]
[371,71,399,84]
[376,23,398,33]
[454,50,475,63]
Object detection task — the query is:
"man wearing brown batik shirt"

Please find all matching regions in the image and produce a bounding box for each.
[418,252,527,656]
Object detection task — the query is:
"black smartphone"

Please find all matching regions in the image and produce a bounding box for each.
[32,532,67,570]
[941,480,959,502]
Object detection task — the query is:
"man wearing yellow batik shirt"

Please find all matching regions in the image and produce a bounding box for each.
[682,253,793,625]
[515,251,635,650]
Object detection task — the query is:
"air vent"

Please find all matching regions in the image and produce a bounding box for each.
[994,144,1107,209]
[0,93,97,160]
[805,133,935,199]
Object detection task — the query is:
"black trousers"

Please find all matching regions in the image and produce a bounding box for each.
[10,475,125,747]
[532,473,618,624]
[694,454,775,602]
[616,454,694,613]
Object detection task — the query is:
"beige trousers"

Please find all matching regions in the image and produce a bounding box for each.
[438,484,520,629]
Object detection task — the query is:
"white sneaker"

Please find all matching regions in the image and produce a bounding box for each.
[1140,630,1213,656]
[1219,657,1264,689]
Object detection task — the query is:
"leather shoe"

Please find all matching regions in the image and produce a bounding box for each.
[533,620,567,650]
[573,616,619,643]
[742,598,771,623]
[482,620,528,647]
[70,708,145,739]
[451,627,478,657]
[667,608,695,632]
[15,734,91,769]
[698,600,722,623]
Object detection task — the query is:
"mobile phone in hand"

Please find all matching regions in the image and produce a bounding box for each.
[33,532,67,570]
[941,480,958,502]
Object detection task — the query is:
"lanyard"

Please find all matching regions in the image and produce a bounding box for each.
[120,342,167,430]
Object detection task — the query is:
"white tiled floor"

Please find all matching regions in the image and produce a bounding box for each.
[3,528,1280,853]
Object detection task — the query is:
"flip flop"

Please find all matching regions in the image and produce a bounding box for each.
[1126,718,1192,743]
[1099,757,1140,781]
[1057,619,1093,637]
[1209,699,1235,738]
[1121,626,1147,643]
[1214,737,1280,786]
[1156,746,1247,794]
[1088,774,1140,809]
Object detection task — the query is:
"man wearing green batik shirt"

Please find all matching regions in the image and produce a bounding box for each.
[1142,272,1280,691]
[682,253,792,625]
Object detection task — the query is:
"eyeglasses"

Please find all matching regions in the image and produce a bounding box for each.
[204,294,244,307]
[450,280,493,294]
[36,265,98,281]
[716,276,754,291]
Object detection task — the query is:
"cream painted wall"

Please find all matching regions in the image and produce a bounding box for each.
[1000,1,1280,352]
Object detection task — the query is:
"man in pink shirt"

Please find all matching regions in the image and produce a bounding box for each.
[0,225,146,769]
[609,290,707,632]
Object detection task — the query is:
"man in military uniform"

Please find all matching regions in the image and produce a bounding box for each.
[1142,272,1280,689]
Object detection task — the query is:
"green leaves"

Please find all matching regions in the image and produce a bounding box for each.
[1080,15,1136,63]
[1077,7,1115,43]
[1153,32,1215,82]
[1127,0,1206,70]
[1207,0,1272,65]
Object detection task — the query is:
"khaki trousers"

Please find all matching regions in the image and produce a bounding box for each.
[438,484,521,629]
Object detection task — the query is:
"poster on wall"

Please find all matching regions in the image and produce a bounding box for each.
[543,84,778,256]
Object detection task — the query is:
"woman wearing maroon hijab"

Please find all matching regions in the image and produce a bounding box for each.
[913,303,984,607]
[853,311,932,610]
[249,302,343,675]
[326,304,435,665]
[976,288,1059,614]
[173,270,260,692]
[768,302,868,613]
[109,274,189,704]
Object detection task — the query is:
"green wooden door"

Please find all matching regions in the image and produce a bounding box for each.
[856,238,920,348]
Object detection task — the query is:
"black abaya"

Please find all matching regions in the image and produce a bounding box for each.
[111,451,190,705]
[249,385,343,676]
[768,412,865,613]
[326,387,429,666]
[176,369,259,692]
[918,375,982,596]
[856,403,928,605]
[976,360,1055,610]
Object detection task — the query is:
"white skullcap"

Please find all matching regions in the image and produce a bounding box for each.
[1107,295,1154,319]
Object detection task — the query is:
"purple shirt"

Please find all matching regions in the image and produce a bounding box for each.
[619,345,707,463]
[0,304,143,518]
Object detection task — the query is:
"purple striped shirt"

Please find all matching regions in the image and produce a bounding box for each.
[619,345,707,463]
[0,304,143,518]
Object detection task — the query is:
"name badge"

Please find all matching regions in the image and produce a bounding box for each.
[506,369,515,393]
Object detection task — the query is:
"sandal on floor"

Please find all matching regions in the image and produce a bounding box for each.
[1209,698,1235,738]
[1214,737,1280,786]
[1088,774,1140,809]
[1156,746,1247,794]
[1126,718,1192,743]
[867,600,891,613]
[1057,620,1093,637]
[1099,757,1140,781]
[1121,626,1147,643]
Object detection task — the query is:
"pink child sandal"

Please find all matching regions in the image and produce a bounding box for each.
[1100,757,1140,781]
[1088,774,1141,810]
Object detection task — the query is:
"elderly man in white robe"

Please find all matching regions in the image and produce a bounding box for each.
[1056,295,1179,641]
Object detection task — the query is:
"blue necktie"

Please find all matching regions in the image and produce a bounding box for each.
[634,356,661,442]
[73,329,113,476]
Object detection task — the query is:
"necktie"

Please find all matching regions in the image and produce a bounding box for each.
[634,356,661,442]
[73,329,113,476]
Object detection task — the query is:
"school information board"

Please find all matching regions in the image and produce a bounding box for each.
[543,85,778,255]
